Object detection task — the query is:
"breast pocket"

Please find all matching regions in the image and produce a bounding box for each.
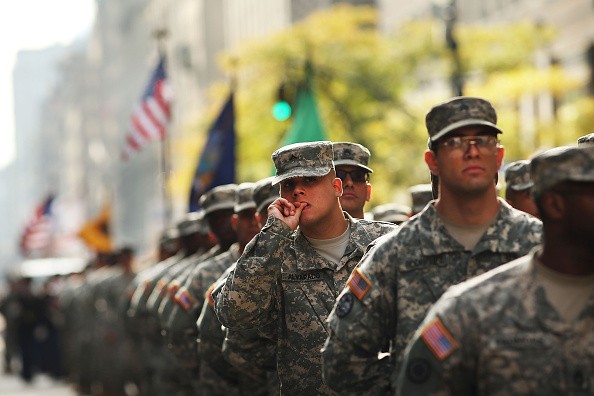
[282,271,336,338]
[478,333,560,395]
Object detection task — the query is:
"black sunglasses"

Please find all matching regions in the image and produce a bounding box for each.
[336,169,369,183]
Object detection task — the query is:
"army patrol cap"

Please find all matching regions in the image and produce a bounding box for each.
[333,142,373,173]
[530,145,594,198]
[426,96,502,143]
[577,133,594,146]
[271,141,334,185]
[504,160,534,191]
[199,184,238,215]
[409,184,434,214]
[234,182,256,213]
[371,203,411,224]
[253,176,280,213]
[177,210,209,236]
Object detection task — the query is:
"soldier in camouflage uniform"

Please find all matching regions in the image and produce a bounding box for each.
[396,144,594,395]
[214,141,397,395]
[578,132,594,145]
[322,97,544,394]
[218,176,280,395]
[164,184,238,391]
[333,142,373,219]
[504,159,539,218]
[140,212,213,396]
[196,182,268,395]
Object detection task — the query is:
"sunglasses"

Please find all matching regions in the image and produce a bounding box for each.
[336,169,369,183]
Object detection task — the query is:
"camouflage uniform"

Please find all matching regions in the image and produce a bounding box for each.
[322,97,544,395]
[396,145,594,395]
[164,184,237,391]
[215,177,280,395]
[216,140,398,396]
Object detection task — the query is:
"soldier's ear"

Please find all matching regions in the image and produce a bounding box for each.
[540,191,565,220]
[424,150,439,176]
[333,177,343,197]
[231,214,239,232]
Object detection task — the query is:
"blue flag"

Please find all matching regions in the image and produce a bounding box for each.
[189,93,236,211]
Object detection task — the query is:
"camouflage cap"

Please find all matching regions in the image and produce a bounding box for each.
[577,132,594,146]
[234,182,256,213]
[530,145,594,198]
[333,142,373,173]
[371,203,411,224]
[253,176,280,213]
[199,184,238,215]
[177,210,209,236]
[408,183,434,214]
[504,160,534,191]
[271,141,334,185]
[426,96,502,142]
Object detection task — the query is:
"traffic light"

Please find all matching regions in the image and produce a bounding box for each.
[272,83,292,121]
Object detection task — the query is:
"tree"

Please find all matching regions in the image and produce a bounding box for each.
[177,4,582,207]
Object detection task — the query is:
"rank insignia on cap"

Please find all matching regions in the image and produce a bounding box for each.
[175,288,196,312]
[347,268,371,300]
[421,319,458,361]
[205,283,216,308]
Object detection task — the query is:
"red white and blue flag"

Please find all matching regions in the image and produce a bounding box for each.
[20,194,55,257]
[421,319,458,361]
[122,56,172,160]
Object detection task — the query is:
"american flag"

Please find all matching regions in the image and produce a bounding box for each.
[20,195,55,257]
[121,56,172,160]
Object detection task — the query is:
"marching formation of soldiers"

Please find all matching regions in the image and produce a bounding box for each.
[2,96,593,395]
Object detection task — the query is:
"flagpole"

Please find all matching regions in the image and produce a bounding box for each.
[154,28,172,224]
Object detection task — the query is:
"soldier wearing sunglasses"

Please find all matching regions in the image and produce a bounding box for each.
[322,96,543,395]
[333,142,373,219]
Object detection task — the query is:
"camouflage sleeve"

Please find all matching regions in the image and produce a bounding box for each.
[395,295,476,396]
[215,217,292,330]
[322,238,396,394]
[222,326,277,374]
[196,294,239,382]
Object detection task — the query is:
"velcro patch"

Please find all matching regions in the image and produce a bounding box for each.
[175,288,196,311]
[168,280,181,300]
[421,319,458,361]
[347,268,371,300]
[205,283,216,308]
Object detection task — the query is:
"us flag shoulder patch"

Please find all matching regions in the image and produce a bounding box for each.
[421,319,458,361]
[175,288,196,312]
[347,268,371,300]
[205,283,216,308]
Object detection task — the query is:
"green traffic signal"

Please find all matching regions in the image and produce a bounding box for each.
[272,100,292,121]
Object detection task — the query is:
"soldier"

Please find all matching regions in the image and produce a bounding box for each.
[578,132,594,145]
[214,141,397,395]
[409,183,434,215]
[504,159,539,218]
[371,203,411,225]
[217,177,280,395]
[333,142,373,219]
[164,184,238,392]
[396,144,594,395]
[139,212,213,396]
[321,96,543,394]
[196,182,265,395]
